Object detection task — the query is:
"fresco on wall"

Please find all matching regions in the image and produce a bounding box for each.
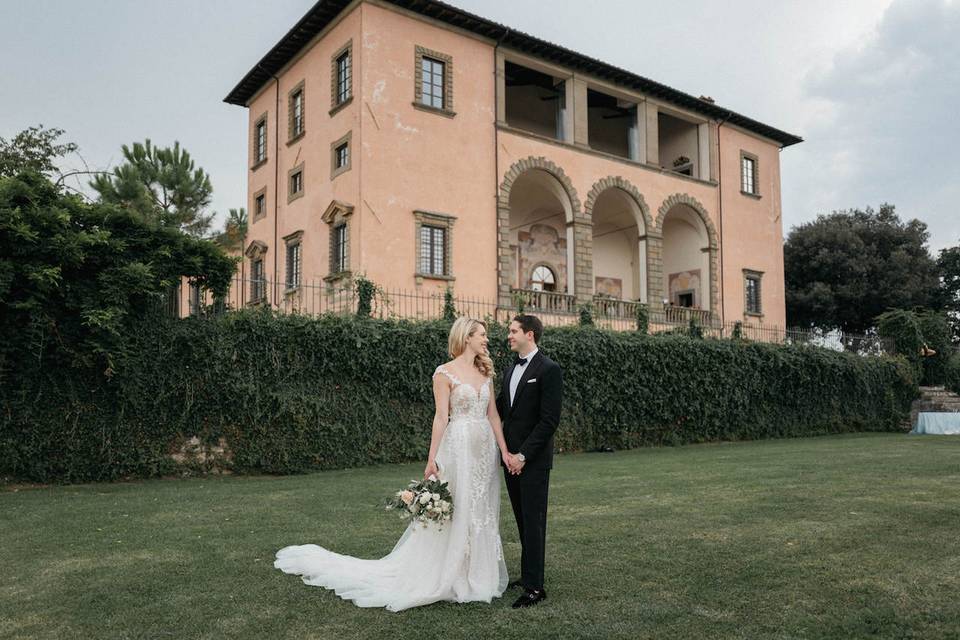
[668,269,701,307]
[513,223,567,291]
[595,276,623,299]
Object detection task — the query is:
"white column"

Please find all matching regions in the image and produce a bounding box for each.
[698,123,710,180]
[634,101,648,164]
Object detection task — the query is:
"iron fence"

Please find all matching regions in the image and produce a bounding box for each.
[166,276,892,354]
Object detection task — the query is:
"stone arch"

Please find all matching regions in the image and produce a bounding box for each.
[584,176,654,302]
[497,157,587,305]
[649,193,720,320]
[583,176,653,232]
[654,193,718,248]
[497,156,581,217]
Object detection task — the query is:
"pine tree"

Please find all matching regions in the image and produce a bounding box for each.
[91,140,214,236]
[214,208,248,252]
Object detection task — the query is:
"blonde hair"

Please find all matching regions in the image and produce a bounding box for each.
[448,317,494,378]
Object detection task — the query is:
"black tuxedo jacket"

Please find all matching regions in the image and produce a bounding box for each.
[496,351,563,471]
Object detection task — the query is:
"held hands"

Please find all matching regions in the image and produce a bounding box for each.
[424,459,439,480]
[502,452,525,475]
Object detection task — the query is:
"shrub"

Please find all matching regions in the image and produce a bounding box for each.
[877,308,953,385]
[635,305,649,334]
[945,352,960,394]
[578,302,594,327]
[1,311,917,483]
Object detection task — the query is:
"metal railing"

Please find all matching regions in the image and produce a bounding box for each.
[167,277,892,354]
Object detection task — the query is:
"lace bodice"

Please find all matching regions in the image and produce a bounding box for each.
[273,363,508,611]
[433,365,491,420]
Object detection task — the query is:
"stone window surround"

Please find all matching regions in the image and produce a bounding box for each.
[330,131,352,180]
[322,200,354,283]
[252,186,267,223]
[330,39,353,116]
[414,209,456,283]
[244,240,269,305]
[413,45,456,118]
[287,162,305,203]
[287,80,306,144]
[283,229,304,293]
[251,112,268,171]
[740,150,761,198]
[743,268,764,316]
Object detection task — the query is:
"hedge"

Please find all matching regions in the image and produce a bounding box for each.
[1,309,917,483]
[946,352,960,395]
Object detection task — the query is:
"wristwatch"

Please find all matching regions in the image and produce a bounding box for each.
[515,453,526,463]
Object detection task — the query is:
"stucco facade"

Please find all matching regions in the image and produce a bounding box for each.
[227,0,800,328]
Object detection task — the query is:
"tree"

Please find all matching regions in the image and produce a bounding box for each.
[213,207,248,252]
[936,244,960,342]
[91,140,215,237]
[784,204,940,333]
[0,125,78,179]
[1,170,235,380]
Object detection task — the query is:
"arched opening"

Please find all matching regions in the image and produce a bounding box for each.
[590,187,647,303]
[505,168,575,311]
[661,203,712,322]
[530,264,557,291]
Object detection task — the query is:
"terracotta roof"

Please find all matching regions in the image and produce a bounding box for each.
[224,0,803,147]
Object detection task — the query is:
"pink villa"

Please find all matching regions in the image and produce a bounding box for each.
[222,0,801,328]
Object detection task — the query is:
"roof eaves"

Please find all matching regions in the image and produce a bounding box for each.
[224,0,802,147]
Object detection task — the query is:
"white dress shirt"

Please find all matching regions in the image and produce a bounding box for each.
[509,346,538,406]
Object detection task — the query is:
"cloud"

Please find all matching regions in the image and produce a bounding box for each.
[784,0,960,252]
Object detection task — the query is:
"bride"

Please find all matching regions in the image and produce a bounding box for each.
[274,317,515,611]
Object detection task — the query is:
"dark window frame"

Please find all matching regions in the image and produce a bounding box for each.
[252,113,268,168]
[330,40,354,115]
[288,81,305,142]
[740,151,760,197]
[744,269,763,315]
[413,46,455,118]
[251,258,266,302]
[332,223,347,274]
[287,163,305,203]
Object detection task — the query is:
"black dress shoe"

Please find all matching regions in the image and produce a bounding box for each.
[511,588,547,608]
[507,579,524,589]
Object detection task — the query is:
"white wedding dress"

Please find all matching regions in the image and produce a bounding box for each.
[274,364,508,611]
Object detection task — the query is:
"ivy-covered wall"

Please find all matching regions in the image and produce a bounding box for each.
[1,310,917,483]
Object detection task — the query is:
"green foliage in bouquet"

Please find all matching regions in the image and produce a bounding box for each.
[386,476,454,528]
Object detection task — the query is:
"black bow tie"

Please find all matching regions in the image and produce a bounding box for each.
[514,356,528,366]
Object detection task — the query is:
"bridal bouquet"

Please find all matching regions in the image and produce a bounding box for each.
[386,476,454,528]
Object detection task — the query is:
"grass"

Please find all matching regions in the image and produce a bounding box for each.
[2,433,960,640]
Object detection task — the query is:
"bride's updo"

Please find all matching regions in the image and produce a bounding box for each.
[448,317,494,378]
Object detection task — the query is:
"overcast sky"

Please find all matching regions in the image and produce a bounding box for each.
[3,0,957,252]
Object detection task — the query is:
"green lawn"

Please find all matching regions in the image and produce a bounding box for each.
[3,433,960,640]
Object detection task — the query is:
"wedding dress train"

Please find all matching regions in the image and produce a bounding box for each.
[274,365,508,611]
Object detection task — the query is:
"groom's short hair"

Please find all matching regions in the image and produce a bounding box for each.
[512,314,543,344]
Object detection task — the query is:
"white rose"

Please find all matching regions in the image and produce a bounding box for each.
[441,503,450,512]
[432,493,440,501]
[419,493,431,505]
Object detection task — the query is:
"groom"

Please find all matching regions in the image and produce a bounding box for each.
[497,314,563,609]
